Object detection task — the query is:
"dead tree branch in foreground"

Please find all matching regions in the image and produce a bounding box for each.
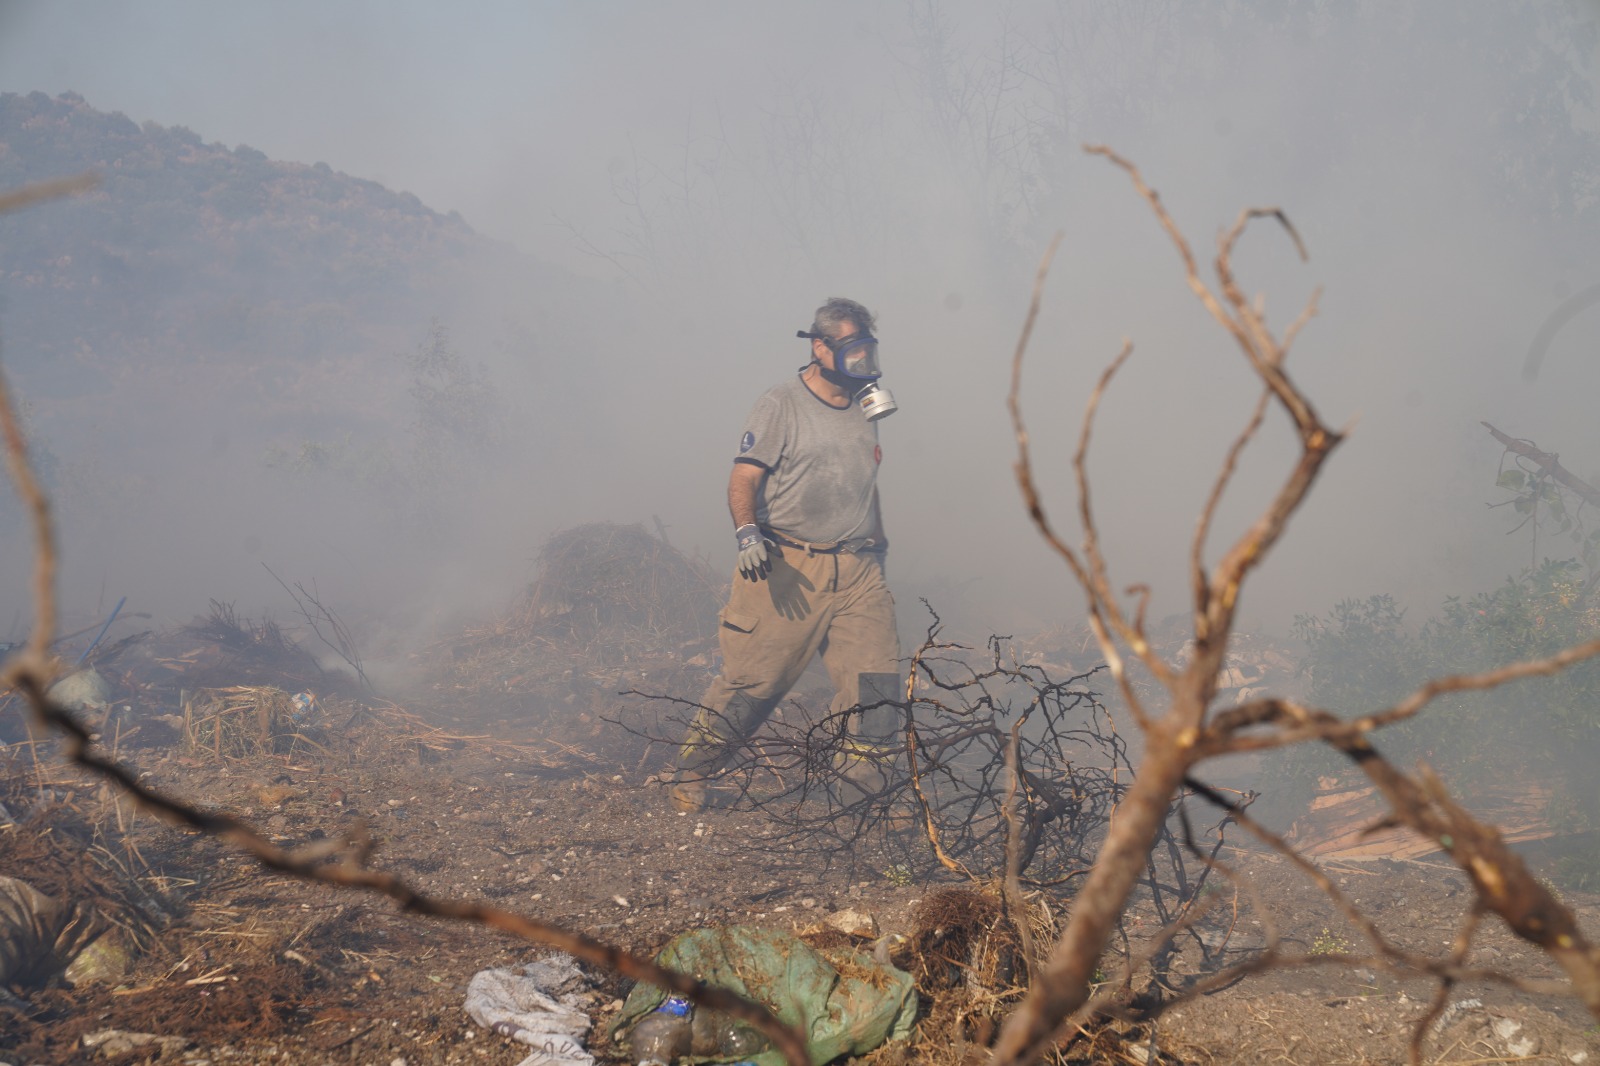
[991,147,1600,1066]
[0,178,811,1066]
[625,606,1251,1002]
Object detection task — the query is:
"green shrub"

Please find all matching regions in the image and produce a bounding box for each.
[1265,559,1600,885]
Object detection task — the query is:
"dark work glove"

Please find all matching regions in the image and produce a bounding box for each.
[735,523,771,581]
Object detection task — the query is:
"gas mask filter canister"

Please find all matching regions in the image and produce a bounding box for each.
[855,381,897,421]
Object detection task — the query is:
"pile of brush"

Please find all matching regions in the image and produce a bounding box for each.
[525,522,723,659]
[181,685,325,761]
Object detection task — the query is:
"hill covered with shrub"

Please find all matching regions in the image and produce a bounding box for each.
[0,91,588,419]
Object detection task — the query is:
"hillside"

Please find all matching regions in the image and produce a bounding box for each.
[0,91,588,419]
[0,92,614,620]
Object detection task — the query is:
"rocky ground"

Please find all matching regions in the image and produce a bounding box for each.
[4,694,1600,1066]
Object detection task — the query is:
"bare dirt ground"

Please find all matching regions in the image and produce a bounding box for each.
[6,684,1600,1066]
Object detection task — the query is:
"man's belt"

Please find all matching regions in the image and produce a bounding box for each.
[762,528,879,556]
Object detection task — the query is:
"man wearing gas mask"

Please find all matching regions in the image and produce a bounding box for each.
[671,297,901,814]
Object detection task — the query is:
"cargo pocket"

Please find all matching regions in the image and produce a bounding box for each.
[717,607,761,687]
[719,607,759,634]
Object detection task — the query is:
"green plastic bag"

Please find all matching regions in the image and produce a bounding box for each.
[611,926,917,1065]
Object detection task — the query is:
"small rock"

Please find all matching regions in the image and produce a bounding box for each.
[825,908,879,938]
[800,897,817,909]
[255,784,301,807]
[81,1030,191,1058]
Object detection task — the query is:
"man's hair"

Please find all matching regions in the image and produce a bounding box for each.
[810,297,876,339]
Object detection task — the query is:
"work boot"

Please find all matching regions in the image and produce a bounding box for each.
[834,739,894,797]
[668,773,707,814]
[833,742,914,831]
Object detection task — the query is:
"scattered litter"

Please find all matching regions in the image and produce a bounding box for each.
[63,925,134,985]
[611,925,917,1066]
[290,690,319,720]
[464,953,597,1066]
[183,685,327,760]
[0,875,104,990]
[1492,1016,1539,1058]
[47,666,112,711]
[824,908,879,938]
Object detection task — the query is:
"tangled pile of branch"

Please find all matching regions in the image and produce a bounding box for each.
[628,610,1246,1009]
[166,600,333,693]
[648,616,1129,874]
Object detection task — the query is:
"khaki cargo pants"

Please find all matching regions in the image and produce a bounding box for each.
[679,541,900,776]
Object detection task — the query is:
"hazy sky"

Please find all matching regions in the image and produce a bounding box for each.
[2,1,1599,648]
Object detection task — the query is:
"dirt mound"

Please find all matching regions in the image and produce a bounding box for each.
[528,522,723,657]
[417,522,726,771]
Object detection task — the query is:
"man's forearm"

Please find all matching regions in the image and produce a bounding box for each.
[728,463,762,529]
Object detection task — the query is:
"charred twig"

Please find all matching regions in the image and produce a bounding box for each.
[262,566,372,692]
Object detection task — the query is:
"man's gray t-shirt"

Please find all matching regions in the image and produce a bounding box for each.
[734,376,882,545]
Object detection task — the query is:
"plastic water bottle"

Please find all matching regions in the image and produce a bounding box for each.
[629,995,692,1066]
[690,1008,771,1058]
[718,1024,770,1057]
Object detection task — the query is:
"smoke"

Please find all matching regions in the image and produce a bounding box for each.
[0,0,1597,652]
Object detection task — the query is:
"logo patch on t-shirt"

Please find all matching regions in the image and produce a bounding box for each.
[740,431,756,453]
[874,444,882,465]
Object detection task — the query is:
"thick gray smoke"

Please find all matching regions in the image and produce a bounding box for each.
[0,1,1597,651]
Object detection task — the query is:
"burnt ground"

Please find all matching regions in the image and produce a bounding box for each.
[4,589,1600,1066]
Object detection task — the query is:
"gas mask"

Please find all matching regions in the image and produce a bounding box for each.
[796,330,899,421]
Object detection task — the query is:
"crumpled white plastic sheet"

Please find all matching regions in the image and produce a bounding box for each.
[464,954,597,1066]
